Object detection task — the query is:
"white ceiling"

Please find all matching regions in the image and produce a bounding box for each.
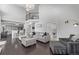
[2,4,79,23]
[0,4,39,23]
[39,4,79,24]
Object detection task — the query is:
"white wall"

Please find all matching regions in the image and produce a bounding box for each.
[57,19,79,38]
[0,17,1,39]
[35,4,79,40]
[0,4,26,23]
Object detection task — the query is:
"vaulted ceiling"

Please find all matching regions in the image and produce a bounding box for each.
[0,4,39,23]
[39,4,79,24]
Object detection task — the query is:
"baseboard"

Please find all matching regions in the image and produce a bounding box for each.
[36,40,49,44]
[21,43,36,48]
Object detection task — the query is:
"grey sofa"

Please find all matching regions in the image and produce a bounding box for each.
[50,41,67,55]
[59,34,75,46]
[59,38,73,46]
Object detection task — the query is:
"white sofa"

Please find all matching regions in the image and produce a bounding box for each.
[21,37,36,47]
[0,41,6,53]
[37,35,50,43]
[19,35,26,41]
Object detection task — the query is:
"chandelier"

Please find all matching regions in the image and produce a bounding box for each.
[26,4,35,11]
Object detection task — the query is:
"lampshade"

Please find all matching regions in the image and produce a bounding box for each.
[73,23,78,27]
[26,4,35,11]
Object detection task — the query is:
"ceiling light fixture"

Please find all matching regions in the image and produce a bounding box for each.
[26,4,35,11]
[25,4,35,20]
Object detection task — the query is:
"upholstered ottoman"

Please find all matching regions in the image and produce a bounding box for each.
[21,38,36,47]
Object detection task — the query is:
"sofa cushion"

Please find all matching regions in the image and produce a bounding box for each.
[59,38,73,46]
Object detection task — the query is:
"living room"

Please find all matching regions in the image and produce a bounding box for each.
[0,4,79,55]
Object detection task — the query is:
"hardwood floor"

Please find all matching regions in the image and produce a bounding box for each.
[1,35,52,55]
